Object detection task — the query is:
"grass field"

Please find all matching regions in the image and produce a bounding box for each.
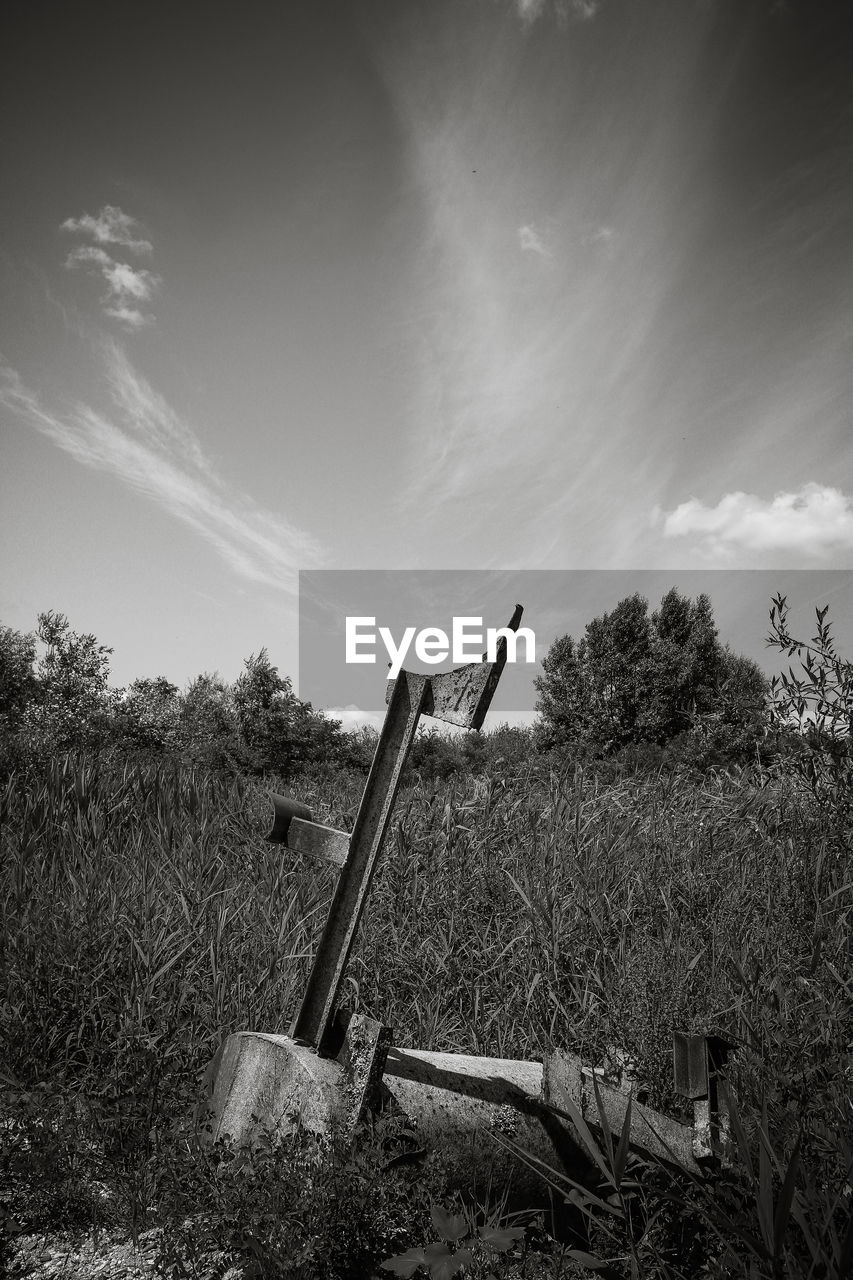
[1,748,851,1277]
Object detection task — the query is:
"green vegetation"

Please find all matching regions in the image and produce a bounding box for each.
[534,589,769,768]
[1,594,851,1277]
[0,612,352,781]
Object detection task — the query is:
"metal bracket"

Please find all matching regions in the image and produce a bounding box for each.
[673,1032,736,1163]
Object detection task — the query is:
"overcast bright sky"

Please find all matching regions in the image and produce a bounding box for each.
[2,0,851,706]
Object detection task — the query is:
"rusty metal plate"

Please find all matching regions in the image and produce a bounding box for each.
[673,1033,710,1099]
[386,605,523,731]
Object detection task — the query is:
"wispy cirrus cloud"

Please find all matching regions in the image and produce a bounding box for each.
[62,206,160,329]
[515,0,601,24]
[61,205,153,254]
[377,20,682,562]
[516,0,547,24]
[0,349,322,589]
[584,224,615,250]
[656,483,853,559]
[518,223,552,257]
[570,0,602,19]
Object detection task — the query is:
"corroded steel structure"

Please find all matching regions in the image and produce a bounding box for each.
[206,602,735,1193]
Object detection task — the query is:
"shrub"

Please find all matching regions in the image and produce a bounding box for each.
[766,594,853,831]
[154,1120,434,1280]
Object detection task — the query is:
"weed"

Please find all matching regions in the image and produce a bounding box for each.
[1,734,851,1275]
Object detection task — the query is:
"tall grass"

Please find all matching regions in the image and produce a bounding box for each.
[1,751,851,1275]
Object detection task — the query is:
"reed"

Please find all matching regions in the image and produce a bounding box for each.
[1,750,850,1276]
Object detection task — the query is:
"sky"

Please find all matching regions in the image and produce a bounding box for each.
[2,0,852,720]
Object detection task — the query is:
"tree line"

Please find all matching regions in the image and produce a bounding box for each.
[0,611,347,780]
[2,587,846,785]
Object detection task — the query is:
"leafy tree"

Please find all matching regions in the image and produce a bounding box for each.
[535,588,768,763]
[409,727,467,781]
[232,648,288,770]
[1,610,347,779]
[176,672,239,771]
[114,676,182,756]
[24,611,117,756]
[0,624,38,733]
[232,648,345,778]
[638,590,722,742]
[581,592,654,752]
[0,623,39,775]
[533,633,594,751]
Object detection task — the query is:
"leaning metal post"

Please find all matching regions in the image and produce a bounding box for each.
[279,604,524,1055]
[290,670,430,1052]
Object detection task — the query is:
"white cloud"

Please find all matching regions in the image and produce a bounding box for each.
[568,0,601,20]
[659,483,853,557]
[373,0,686,565]
[323,705,384,733]
[0,351,323,590]
[516,0,601,23]
[105,341,215,475]
[516,0,547,24]
[518,223,551,258]
[585,224,615,248]
[65,245,112,268]
[101,260,157,302]
[103,304,150,329]
[61,205,152,254]
[62,207,160,328]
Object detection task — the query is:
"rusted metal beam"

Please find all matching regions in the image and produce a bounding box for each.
[290,605,524,1054]
[336,1012,393,1140]
[428,603,524,730]
[544,1049,701,1173]
[288,817,350,868]
[290,670,430,1052]
[267,793,313,842]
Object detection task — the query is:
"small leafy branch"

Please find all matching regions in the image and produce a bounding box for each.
[380,1202,525,1280]
[766,594,853,818]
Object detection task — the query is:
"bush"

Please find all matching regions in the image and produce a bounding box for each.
[154,1120,434,1280]
[535,589,768,768]
[766,594,853,831]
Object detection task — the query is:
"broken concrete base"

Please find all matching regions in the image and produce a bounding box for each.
[202,1030,593,1205]
[204,1032,343,1145]
[204,1013,391,1147]
[382,1047,569,1200]
[201,1031,709,1207]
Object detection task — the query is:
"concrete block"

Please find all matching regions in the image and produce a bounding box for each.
[381,1048,568,1203]
[543,1048,700,1174]
[203,1032,343,1147]
[203,1014,393,1150]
